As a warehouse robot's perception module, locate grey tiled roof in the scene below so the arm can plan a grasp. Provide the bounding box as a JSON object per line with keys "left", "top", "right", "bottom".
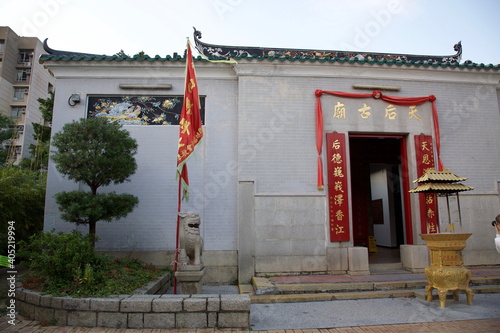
{"left": 39, "top": 30, "right": 500, "bottom": 71}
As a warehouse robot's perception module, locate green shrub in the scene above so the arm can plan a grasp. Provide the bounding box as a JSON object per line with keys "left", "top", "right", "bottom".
{"left": 17, "top": 230, "right": 108, "bottom": 288}
{"left": 18, "top": 230, "right": 170, "bottom": 297}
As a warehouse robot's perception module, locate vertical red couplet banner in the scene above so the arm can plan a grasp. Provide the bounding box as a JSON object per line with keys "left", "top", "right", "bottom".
{"left": 414, "top": 135, "right": 438, "bottom": 234}
{"left": 326, "top": 133, "right": 350, "bottom": 242}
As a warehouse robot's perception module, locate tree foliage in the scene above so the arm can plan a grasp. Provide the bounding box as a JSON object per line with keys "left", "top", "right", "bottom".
{"left": 0, "top": 93, "right": 51, "bottom": 253}
{"left": 115, "top": 49, "right": 130, "bottom": 58}
{"left": 37, "top": 90, "right": 54, "bottom": 123}
{"left": 51, "top": 118, "right": 138, "bottom": 194}
{"left": 51, "top": 118, "right": 139, "bottom": 246}
{"left": 0, "top": 166, "right": 46, "bottom": 255}
{"left": 55, "top": 191, "right": 138, "bottom": 226}
{"left": 0, "top": 114, "right": 14, "bottom": 163}
{"left": 0, "top": 114, "right": 13, "bottom": 141}
{"left": 19, "top": 122, "right": 52, "bottom": 170}
{"left": 19, "top": 91, "right": 54, "bottom": 170}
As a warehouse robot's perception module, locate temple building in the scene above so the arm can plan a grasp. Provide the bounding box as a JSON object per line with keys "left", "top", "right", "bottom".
{"left": 40, "top": 29, "right": 500, "bottom": 284}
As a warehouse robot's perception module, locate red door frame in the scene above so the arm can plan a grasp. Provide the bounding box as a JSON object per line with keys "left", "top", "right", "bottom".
{"left": 348, "top": 133, "right": 413, "bottom": 245}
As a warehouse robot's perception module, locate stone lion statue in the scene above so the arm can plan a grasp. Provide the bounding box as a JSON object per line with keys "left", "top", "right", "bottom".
{"left": 178, "top": 211, "right": 204, "bottom": 265}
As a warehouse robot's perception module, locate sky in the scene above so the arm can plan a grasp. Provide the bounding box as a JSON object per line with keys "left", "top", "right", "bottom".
{"left": 1, "top": 0, "right": 499, "bottom": 65}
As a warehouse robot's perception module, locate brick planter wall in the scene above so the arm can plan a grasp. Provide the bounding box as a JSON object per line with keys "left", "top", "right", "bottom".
{"left": 14, "top": 274, "right": 250, "bottom": 329}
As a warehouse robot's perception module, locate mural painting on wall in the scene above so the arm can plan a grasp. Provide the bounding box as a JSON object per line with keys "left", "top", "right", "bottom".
{"left": 87, "top": 96, "right": 206, "bottom": 126}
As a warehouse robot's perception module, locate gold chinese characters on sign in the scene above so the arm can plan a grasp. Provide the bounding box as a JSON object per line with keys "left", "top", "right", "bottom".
{"left": 332, "top": 101, "right": 422, "bottom": 121}
{"left": 326, "top": 133, "right": 350, "bottom": 242}
{"left": 414, "top": 135, "right": 438, "bottom": 234}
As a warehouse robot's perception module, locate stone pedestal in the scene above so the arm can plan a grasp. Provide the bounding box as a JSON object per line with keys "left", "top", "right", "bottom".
{"left": 348, "top": 247, "right": 370, "bottom": 276}
{"left": 327, "top": 247, "right": 348, "bottom": 274}
{"left": 175, "top": 265, "right": 206, "bottom": 294}
{"left": 400, "top": 244, "right": 429, "bottom": 273}
{"left": 420, "top": 233, "right": 474, "bottom": 307}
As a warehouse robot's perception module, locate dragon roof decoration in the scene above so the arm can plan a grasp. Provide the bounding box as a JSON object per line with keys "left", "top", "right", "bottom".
{"left": 192, "top": 28, "right": 463, "bottom": 64}
{"left": 39, "top": 29, "right": 499, "bottom": 70}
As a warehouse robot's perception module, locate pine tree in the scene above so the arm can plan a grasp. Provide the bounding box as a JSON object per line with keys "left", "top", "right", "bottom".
{"left": 51, "top": 118, "right": 139, "bottom": 247}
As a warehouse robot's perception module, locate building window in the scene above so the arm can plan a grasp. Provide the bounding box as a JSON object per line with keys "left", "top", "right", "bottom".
{"left": 11, "top": 107, "right": 26, "bottom": 119}
{"left": 17, "top": 50, "right": 33, "bottom": 64}
{"left": 14, "top": 88, "right": 27, "bottom": 101}
{"left": 16, "top": 69, "right": 31, "bottom": 81}
{"left": 0, "top": 40, "right": 5, "bottom": 53}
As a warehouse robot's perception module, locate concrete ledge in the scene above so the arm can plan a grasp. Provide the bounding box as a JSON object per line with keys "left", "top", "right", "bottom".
{"left": 134, "top": 271, "right": 171, "bottom": 295}
{"left": 252, "top": 277, "right": 278, "bottom": 295}
{"left": 15, "top": 272, "right": 250, "bottom": 329}
{"left": 277, "top": 282, "right": 374, "bottom": 294}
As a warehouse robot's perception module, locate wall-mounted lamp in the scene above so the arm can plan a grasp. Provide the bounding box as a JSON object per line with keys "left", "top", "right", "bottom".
{"left": 68, "top": 94, "right": 81, "bottom": 106}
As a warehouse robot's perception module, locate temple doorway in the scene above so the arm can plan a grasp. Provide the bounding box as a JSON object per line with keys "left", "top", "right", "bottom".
{"left": 349, "top": 134, "right": 408, "bottom": 264}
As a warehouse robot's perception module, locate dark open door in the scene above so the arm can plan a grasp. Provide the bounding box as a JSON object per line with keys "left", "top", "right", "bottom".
{"left": 349, "top": 134, "right": 411, "bottom": 248}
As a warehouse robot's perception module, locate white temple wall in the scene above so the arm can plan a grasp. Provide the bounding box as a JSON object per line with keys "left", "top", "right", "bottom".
{"left": 43, "top": 58, "right": 500, "bottom": 282}
{"left": 44, "top": 64, "right": 240, "bottom": 283}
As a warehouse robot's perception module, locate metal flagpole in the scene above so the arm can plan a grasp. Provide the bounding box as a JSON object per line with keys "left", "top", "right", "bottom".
{"left": 173, "top": 175, "right": 182, "bottom": 294}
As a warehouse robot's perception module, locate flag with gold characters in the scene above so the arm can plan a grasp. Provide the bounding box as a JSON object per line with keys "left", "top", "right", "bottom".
{"left": 176, "top": 41, "right": 203, "bottom": 201}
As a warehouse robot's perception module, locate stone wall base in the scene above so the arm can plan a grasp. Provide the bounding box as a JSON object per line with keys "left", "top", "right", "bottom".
{"left": 15, "top": 288, "right": 250, "bottom": 329}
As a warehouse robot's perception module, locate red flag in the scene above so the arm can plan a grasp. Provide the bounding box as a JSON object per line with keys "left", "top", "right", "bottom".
{"left": 176, "top": 41, "right": 203, "bottom": 201}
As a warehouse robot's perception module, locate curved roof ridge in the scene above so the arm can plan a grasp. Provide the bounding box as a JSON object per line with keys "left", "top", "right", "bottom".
{"left": 192, "top": 27, "right": 462, "bottom": 64}
{"left": 43, "top": 38, "right": 104, "bottom": 57}
{"left": 38, "top": 32, "right": 499, "bottom": 70}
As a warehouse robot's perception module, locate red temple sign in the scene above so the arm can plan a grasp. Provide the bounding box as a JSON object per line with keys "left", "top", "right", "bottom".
{"left": 414, "top": 135, "right": 439, "bottom": 233}
{"left": 326, "top": 133, "right": 350, "bottom": 242}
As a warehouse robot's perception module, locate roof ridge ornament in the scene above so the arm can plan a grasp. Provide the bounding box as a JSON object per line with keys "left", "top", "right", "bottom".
{"left": 43, "top": 38, "right": 103, "bottom": 57}
{"left": 192, "top": 27, "right": 462, "bottom": 64}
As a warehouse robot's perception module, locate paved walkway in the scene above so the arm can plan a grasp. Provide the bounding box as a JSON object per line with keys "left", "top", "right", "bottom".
{"left": 1, "top": 316, "right": 500, "bottom": 332}
{"left": 247, "top": 266, "right": 500, "bottom": 330}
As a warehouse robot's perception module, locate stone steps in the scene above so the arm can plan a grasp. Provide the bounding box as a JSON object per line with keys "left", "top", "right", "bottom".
{"left": 369, "top": 263, "right": 404, "bottom": 271}
{"left": 240, "top": 274, "right": 500, "bottom": 304}
{"left": 247, "top": 285, "right": 500, "bottom": 304}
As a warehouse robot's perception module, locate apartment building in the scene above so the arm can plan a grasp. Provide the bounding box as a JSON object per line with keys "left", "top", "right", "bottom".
{"left": 0, "top": 26, "right": 54, "bottom": 164}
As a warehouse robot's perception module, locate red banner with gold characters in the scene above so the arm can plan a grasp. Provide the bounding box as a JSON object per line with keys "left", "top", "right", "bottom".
{"left": 326, "top": 133, "right": 350, "bottom": 242}
{"left": 414, "top": 135, "right": 438, "bottom": 233}
{"left": 177, "top": 42, "right": 204, "bottom": 201}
